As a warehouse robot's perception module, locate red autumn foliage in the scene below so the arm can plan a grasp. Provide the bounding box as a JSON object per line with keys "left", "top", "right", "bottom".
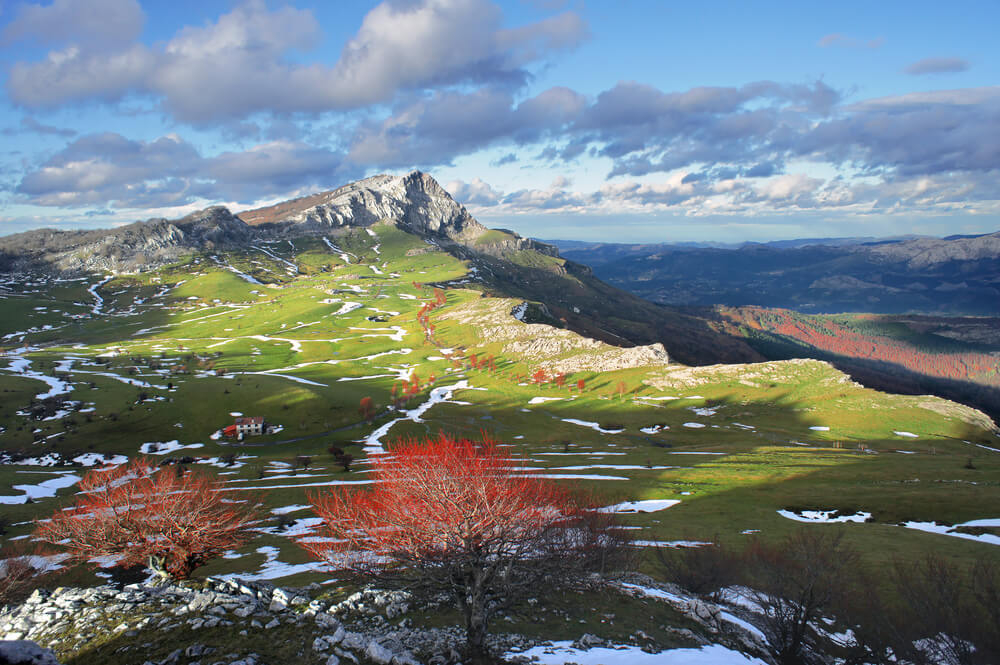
{"left": 303, "top": 433, "right": 624, "bottom": 662}
{"left": 35, "top": 459, "right": 259, "bottom": 581}
{"left": 532, "top": 367, "right": 548, "bottom": 385}
{"left": 577, "top": 377, "right": 586, "bottom": 392}
{"left": 358, "top": 396, "right": 375, "bottom": 421}
{"left": 554, "top": 372, "right": 566, "bottom": 388}
{"left": 722, "top": 307, "right": 1000, "bottom": 388}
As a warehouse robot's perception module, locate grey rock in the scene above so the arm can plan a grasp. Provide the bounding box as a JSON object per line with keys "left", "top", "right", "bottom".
{"left": 0, "top": 640, "right": 61, "bottom": 665}
{"left": 365, "top": 641, "right": 395, "bottom": 665}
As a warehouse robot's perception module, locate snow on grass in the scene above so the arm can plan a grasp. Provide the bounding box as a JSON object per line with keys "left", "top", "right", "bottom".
{"left": 732, "top": 423, "right": 755, "bottom": 430}
{"left": 271, "top": 504, "right": 311, "bottom": 515}
{"left": 536, "top": 451, "right": 626, "bottom": 456}
{"left": 222, "top": 479, "right": 373, "bottom": 491}
{"left": 718, "top": 610, "right": 766, "bottom": 641}
{"left": 336, "top": 373, "right": 396, "bottom": 382}
{"left": 216, "top": 260, "right": 262, "bottom": 285}
{"left": 358, "top": 380, "right": 474, "bottom": 453}
{"left": 332, "top": 301, "right": 363, "bottom": 316}
{"left": 504, "top": 642, "right": 767, "bottom": 665}
{"left": 218, "top": 546, "right": 326, "bottom": 581}
{"left": 640, "top": 425, "right": 667, "bottom": 434}
{"left": 139, "top": 440, "right": 205, "bottom": 455}
{"left": 598, "top": 499, "right": 681, "bottom": 514}
{"left": 618, "top": 581, "right": 686, "bottom": 603}
{"left": 902, "top": 520, "right": 1000, "bottom": 546}
{"left": 521, "top": 473, "right": 629, "bottom": 481}
{"left": 0, "top": 472, "right": 81, "bottom": 504}
{"left": 777, "top": 510, "right": 871, "bottom": 524}
{"left": 964, "top": 440, "right": 1000, "bottom": 453}
{"left": 809, "top": 426, "right": 830, "bottom": 431}
{"left": 254, "top": 245, "right": 298, "bottom": 272}
{"left": 529, "top": 396, "right": 563, "bottom": 404}
{"left": 894, "top": 431, "right": 919, "bottom": 438}
{"left": 6, "top": 453, "right": 126, "bottom": 467}
{"left": 87, "top": 276, "right": 113, "bottom": 315}
{"left": 682, "top": 422, "right": 706, "bottom": 428}
{"left": 256, "top": 517, "right": 325, "bottom": 537}
{"left": 560, "top": 419, "right": 625, "bottom": 434}
{"left": 72, "top": 453, "right": 128, "bottom": 466}
{"left": 2, "top": 353, "right": 73, "bottom": 399}
{"left": 690, "top": 407, "right": 718, "bottom": 416}
{"left": 957, "top": 518, "right": 1000, "bottom": 527}
{"left": 553, "top": 465, "right": 676, "bottom": 471}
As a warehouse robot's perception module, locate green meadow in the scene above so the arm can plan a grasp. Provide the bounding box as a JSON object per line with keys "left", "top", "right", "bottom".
{"left": 1, "top": 223, "right": 998, "bottom": 592}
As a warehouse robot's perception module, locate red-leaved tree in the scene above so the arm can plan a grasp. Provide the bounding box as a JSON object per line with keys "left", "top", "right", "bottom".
{"left": 303, "top": 434, "right": 625, "bottom": 663}
{"left": 35, "top": 459, "right": 260, "bottom": 582}
{"left": 358, "top": 396, "right": 375, "bottom": 421}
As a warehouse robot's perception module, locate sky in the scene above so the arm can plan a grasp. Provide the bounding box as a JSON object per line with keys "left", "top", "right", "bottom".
{"left": 0, "top": 0, "right": 998, "bottom": 243}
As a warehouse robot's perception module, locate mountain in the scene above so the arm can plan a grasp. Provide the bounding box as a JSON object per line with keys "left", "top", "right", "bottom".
{"left": 0, "top": 206, "right": 255, "bottom": 274}
{"left": 0, "top": 171, "right": 761, "bottom": 366}
{"left": 554, "top": 232, "right": 1000, "bottom": 315}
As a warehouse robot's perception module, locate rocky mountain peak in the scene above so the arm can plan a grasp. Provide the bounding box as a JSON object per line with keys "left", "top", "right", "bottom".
{"left": 238, "top": 170, "right": 485, "bottom": 240}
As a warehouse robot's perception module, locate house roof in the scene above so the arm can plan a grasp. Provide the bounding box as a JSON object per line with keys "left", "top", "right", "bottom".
{"left": 234, "top": 416, "right": 264, "bottom": 426}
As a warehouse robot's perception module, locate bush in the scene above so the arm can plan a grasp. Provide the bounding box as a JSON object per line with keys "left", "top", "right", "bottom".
{"left": 35, "top": 458, "right": 260, "bottom": 582}
{"left": 656, "top": 540, "right": 738, "bottom": 600}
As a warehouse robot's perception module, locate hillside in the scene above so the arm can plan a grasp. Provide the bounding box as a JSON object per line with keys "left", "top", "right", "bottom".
{"left": 1, "top": 173, "right": 998, "bottom": 664}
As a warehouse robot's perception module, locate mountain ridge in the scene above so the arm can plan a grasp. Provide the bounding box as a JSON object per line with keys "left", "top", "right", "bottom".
{"left": 555, "top": 231, "right": 1000, "bottom": 315}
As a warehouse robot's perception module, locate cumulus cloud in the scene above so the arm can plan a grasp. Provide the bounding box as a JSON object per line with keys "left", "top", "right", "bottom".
{"left": 448, "top": 166, "right": 1000, "bottom": 221}
{"left": 2, "top": 0, "right": 144, "bottom": 50}
{"left": 5, "top": 0, "right": 588, "bottom": 124}
{"left": 446, "top": 177, "right": 503, "bottom": 206}
{"left": 345, "top": 86, "right": 585, "bottom": 168}
{"left": 15, "top": 132, "right": 344, "bottom": 208}
{"left": 904, "top": 56, "right": 970, "bottom": 75}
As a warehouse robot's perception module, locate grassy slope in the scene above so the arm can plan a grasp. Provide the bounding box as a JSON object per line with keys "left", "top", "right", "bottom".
{"left": 1, "top": 223, "right": 998, "bottom": 616}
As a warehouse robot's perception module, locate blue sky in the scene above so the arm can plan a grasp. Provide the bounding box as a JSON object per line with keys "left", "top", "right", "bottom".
{"left": 1, "top": 0, "right": 998, "bottom": 242}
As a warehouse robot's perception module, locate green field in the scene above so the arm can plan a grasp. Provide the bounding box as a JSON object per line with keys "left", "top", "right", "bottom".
{"left": 2, "top": 223, "right": 998, "bottom": 594}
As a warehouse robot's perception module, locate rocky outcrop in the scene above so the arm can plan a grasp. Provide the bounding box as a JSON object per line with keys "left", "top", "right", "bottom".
{"left": 0, "top": 578, "right": 536, "bottom": 665}
{"left": 437, "top": 298, "right": 670, "bottom": 373}
{"left": 0, "top": 640, "right": 61, "bottom": 664}
{"left": 0, "top": 207, "right": 256, "bottom": 274}
{"left": 240, "top": 172, "right": 482, "bottom": 240}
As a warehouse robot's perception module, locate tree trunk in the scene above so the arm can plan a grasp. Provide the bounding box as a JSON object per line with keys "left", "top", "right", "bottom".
{"left": 462, "top": 575, "right": 493, "bottom": 665}
{"left": 147, "top": 555, "right": 172, "bottom": 586}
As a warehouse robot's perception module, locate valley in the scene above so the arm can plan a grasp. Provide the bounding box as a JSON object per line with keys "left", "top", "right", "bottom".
{"left": 1, "top": 175, "right": 998, "bottom": 664}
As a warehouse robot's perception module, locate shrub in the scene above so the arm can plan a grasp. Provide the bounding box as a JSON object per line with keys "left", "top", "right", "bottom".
{"left": 35, "top": 458, "right": 260, "bottom": 582}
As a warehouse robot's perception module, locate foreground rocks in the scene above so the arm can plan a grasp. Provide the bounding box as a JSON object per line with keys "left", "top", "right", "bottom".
{"left": 0, "top": 639, "right": 61, "bottom": 664}
{"left": 0, "top": 578, "right": 539, "bottom": 665}
{"left": 0, "top": 574, "right": 772, "bottom": 665}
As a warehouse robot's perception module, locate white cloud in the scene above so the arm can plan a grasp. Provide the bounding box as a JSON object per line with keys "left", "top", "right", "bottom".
{"left": 5, "top": 0, "right": 588, "bottom": 124}
{"left": 2, "top": 0, "right": 144, "bottom": 49}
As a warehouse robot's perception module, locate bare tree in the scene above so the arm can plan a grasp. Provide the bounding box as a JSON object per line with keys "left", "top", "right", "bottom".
{"left": 739, "top": 530, "right": 858, "bottom": 665}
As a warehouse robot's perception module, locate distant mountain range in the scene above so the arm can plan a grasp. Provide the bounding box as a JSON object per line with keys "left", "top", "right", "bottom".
{"left": 552, "top": 232, "right": 1000, "bottom": 315}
